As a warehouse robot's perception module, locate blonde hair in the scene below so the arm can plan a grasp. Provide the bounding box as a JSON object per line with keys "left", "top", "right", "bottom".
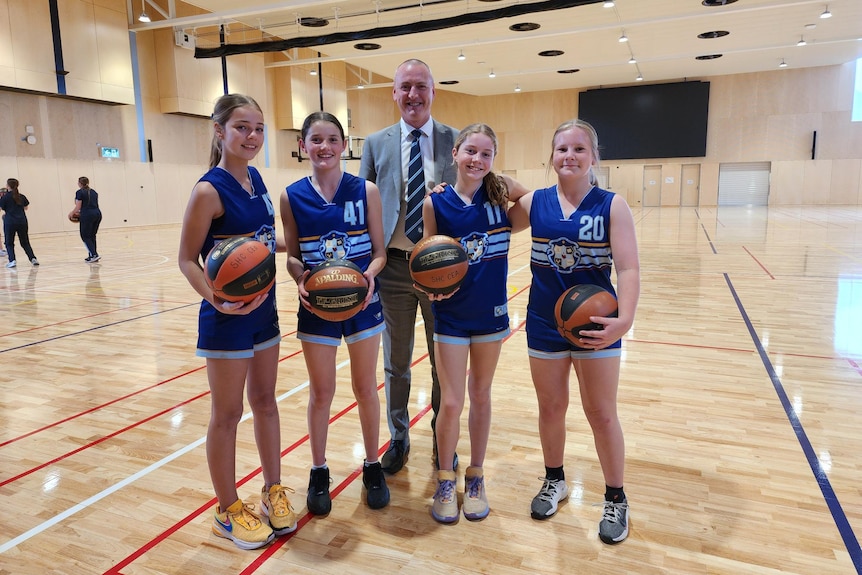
{"left": 453, "top": 123, "right": 508, "bottom": 206}
{"left": 547, "top": 119, "right": 601, "bottom": 186}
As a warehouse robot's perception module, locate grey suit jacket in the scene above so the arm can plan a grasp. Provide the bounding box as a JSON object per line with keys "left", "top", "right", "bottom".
{"left": 359, "top": 120, "right": 459, "bottom": 246}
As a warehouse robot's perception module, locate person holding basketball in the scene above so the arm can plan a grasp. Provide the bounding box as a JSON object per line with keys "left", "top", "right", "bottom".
{"left": 72, "top": 177, "right": 102, "bottom": 262}
{"left": 508, "top": 119, "right": 640, "bottom": 544}
{"left": 418, "top": 123, "right": 527, "bottom": 523}
{"left": 178, "top": 93, "right": 297, "bottom": 550}
{"left": 281, "top": 111, "right": 389, "bottom": 516}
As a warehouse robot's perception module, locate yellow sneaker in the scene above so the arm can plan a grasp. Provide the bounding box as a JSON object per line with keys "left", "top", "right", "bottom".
{"left": 261, "top": 484, "right": 298, "bottom": 536}
{"left": 212, "top": 499, "right": 274, "bottom": 550}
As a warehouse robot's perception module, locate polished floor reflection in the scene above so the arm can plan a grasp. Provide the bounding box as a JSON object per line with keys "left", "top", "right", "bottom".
{"left": 1, "top": 206, "right": 861, "bottom": 574}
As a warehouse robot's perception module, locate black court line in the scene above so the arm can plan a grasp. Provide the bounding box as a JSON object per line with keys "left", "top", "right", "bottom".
{"left": 724, "top": 272, "right": 862, "bottom": 574}
{"left": 0, "top": 303, "right": 197, "bottom": 354}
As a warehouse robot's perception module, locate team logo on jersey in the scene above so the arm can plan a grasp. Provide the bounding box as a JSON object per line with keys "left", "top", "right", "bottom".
{"left": 462, "top": 232, "right": 488, "bottom": 265}
{"left": 546, "top": 237, "right": 581, "bottom": 273}
{"left": 318, "top": 231, "right": 350, "bottom": 260}
{"left": 255, "top": 225, "right": 277, "bottom": 253}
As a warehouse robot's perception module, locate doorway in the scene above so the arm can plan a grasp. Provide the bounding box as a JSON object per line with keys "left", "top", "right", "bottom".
{"left": 680, "top": 164, "right": 701, "bottom": 206}
{"left": 643, "top": 165, "right": 662, "bottom": 206}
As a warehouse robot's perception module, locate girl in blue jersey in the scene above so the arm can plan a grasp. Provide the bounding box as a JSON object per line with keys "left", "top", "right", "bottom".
{"left": 508, "top": 119, "right": 640, "bottom": 544}
{"left": 421, "top": 123, "right": 527, "bottom": 523}
{"left": 280, "top": 112, "right": 390, "bottom": 516}
{"left": 178, "top": 94, "right": 297, "bottom": 550}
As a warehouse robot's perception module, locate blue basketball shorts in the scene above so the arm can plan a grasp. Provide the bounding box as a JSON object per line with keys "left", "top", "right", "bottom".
{"left": 297, "top": 291, "right": 385, "bottom": 346}
{"left": 196, "top": 300, "right": 281, "bottom": 359}
{"left": 526, "top": 309, "right": 621, "bottom": 360}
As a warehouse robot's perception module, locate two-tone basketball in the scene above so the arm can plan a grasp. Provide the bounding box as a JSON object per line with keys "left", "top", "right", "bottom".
{"left": 554, "top": 284, "right": 618, "bottom": 345}
{"left": 204, "top": 236, "right": 276, "bottom": 304}
{"left": 305, "top": 259, "right": 368, "bottom": 322}
{"left": 408, "top": 235, "right": 469, "bottom": 296}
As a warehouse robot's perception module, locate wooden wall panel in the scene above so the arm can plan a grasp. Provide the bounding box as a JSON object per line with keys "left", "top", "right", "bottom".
{"left": 5, "top": 0, "right": 55, "bottom": 93}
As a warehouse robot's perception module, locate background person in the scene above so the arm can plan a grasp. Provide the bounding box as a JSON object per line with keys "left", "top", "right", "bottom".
{"left": 0, "top": 178, "right": 39, "bottom": 268}
{"left": 71, "top": 177, "right": 103, "bottom": 262}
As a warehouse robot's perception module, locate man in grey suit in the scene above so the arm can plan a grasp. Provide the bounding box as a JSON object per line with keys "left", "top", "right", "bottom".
{"left": 359, "top": 59, "right": 459, "bottom": 474}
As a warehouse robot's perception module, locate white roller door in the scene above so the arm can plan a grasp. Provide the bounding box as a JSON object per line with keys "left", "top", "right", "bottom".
{"left": 718, "top": 162, "right": 771, "bottom": 206}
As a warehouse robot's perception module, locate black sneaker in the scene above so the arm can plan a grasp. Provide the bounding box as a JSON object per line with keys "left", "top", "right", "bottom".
{"left": 306, "top": 467, "right": 331, "bottom": 515}
{"left": 362, "top": 461, "right": 390, "bottom": 509}
{"left": 381, "top": 439, "right": 409, "bottom": 474}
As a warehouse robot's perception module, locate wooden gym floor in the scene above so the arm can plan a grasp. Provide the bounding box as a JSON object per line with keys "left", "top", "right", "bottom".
{"left": 1, "top": 206, "right": 861, "bottom": 575}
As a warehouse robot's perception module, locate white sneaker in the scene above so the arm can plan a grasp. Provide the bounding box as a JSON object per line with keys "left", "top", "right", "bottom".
{"left": 6, "top": 260, "right": 16, "bottom": 268}
{"left": 530, "top": 477, "right": 569, "bottom": 519}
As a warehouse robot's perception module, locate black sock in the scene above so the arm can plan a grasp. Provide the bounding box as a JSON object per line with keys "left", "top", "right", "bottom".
{"left": 605, "top": 485, "right": 626, "bottom": 503}
{"left": 545, "top": 466, "right": 565, "bottom": 481}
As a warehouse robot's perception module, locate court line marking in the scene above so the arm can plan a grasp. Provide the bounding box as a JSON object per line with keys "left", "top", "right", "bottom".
{"left": 725, "top": 272, "right": 862, "bottom": 573}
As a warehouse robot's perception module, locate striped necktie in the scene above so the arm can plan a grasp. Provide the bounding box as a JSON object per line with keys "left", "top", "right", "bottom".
{"left": 404, "top": 129, "right": 425, "bottom": 243}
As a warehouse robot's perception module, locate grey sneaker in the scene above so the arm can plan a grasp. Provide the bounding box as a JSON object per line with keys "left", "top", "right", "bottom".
{"left": 598, "top": 499, "right": 629, "bottom": 544}
{"left": 530, "top": 477, "right": 569, "bottom": 519}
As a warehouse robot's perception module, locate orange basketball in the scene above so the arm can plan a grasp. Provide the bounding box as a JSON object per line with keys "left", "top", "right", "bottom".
{"left": 409, "top": 235, "right": 469, "bottom": 295}
{"left": 204, "top": 236, "right": 276, "bottom": 304}
{"left": 554, "top": 284, "right": 618, "bottom": 345}
{"left": 305, "top": 259, "right": 368, "bottom": 322}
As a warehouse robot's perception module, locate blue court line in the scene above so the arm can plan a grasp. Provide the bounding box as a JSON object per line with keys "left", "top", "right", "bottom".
{"left": 724, "top": 273, "right": 862, "bottom": 573}
{"left": 701, "top": 223, "right": 717, "bottom": 254}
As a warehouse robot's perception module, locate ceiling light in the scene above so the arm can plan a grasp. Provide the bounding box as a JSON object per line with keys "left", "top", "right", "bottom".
{"left": 357, "top": 84, "right": 365, "bottom": 89}
{"left": 797, "top": 37, "right": 807, "bottom": 46}
{"left": 618, "top": 31, "right": 628, "bottom": 43}
{"left": 636, "top": 74, "right": 643, "bottom": 81}
{"left": 603, "top": 1, "right": 615, "bottom": 7}
{"left": 309, "top": 68, "right": 317, "bottom": 76}
{"left": 138, "top": 0, "right": 150, "bottom": 23}
{"left": 458, "top": 50, "right": 466, "bottom": 61}
{"left": 488, "top": 69, "right": 496, "bottom": 78}
{"left": 514, "top": 84, "right": 521, "bottom": 92}
{"left": 820, "top": 5, "right": 831, "bottom": 18}
{"left": 779, "top": 59, "right": 788, "bottom": 68}
{"left": 628, "top": 56, "right": 637, "bottom": 64}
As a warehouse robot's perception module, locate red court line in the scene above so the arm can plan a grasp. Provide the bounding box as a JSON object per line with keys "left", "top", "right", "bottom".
{"left": 742, "top": 245, "right": 775, "bottom": 279}
{"left": 107, "top": 288, "right": 531, "bottom": 574}
{"left": 0, "top": 331, "right": 300, "bottom": 449}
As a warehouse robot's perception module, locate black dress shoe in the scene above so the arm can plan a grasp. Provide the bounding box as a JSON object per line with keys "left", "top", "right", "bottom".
{"left": 381, "top": 439, "right": 409, "bottom": 474}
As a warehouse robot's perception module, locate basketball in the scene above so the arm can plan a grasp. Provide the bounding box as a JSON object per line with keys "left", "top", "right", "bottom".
{"left": 204, "top": 236, "right": 276, "bottom": 304}
{"left": 68, "top": 211, "right": 80, "bottom": 222}
{"left": 304, "top": 259, "right": 368, "bottom": 322}
{"left": 554, "top": 284, "right": 618, "bottom": 345}
{"left": 409, "top": 235, "right": 469, "bottom": 295}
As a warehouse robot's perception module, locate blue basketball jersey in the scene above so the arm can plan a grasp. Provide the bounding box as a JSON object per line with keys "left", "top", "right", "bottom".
{"left": 429, "top": 183, "right": 511, "bottom": 332}
{"left": 286, "top": 173, "right": 374, "bottom": 275}
{"left": 527, "top": 185, "right": 618, "bottom": 350}
{"left": 195, "top": 166, "right": 280, "bottom": 355}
